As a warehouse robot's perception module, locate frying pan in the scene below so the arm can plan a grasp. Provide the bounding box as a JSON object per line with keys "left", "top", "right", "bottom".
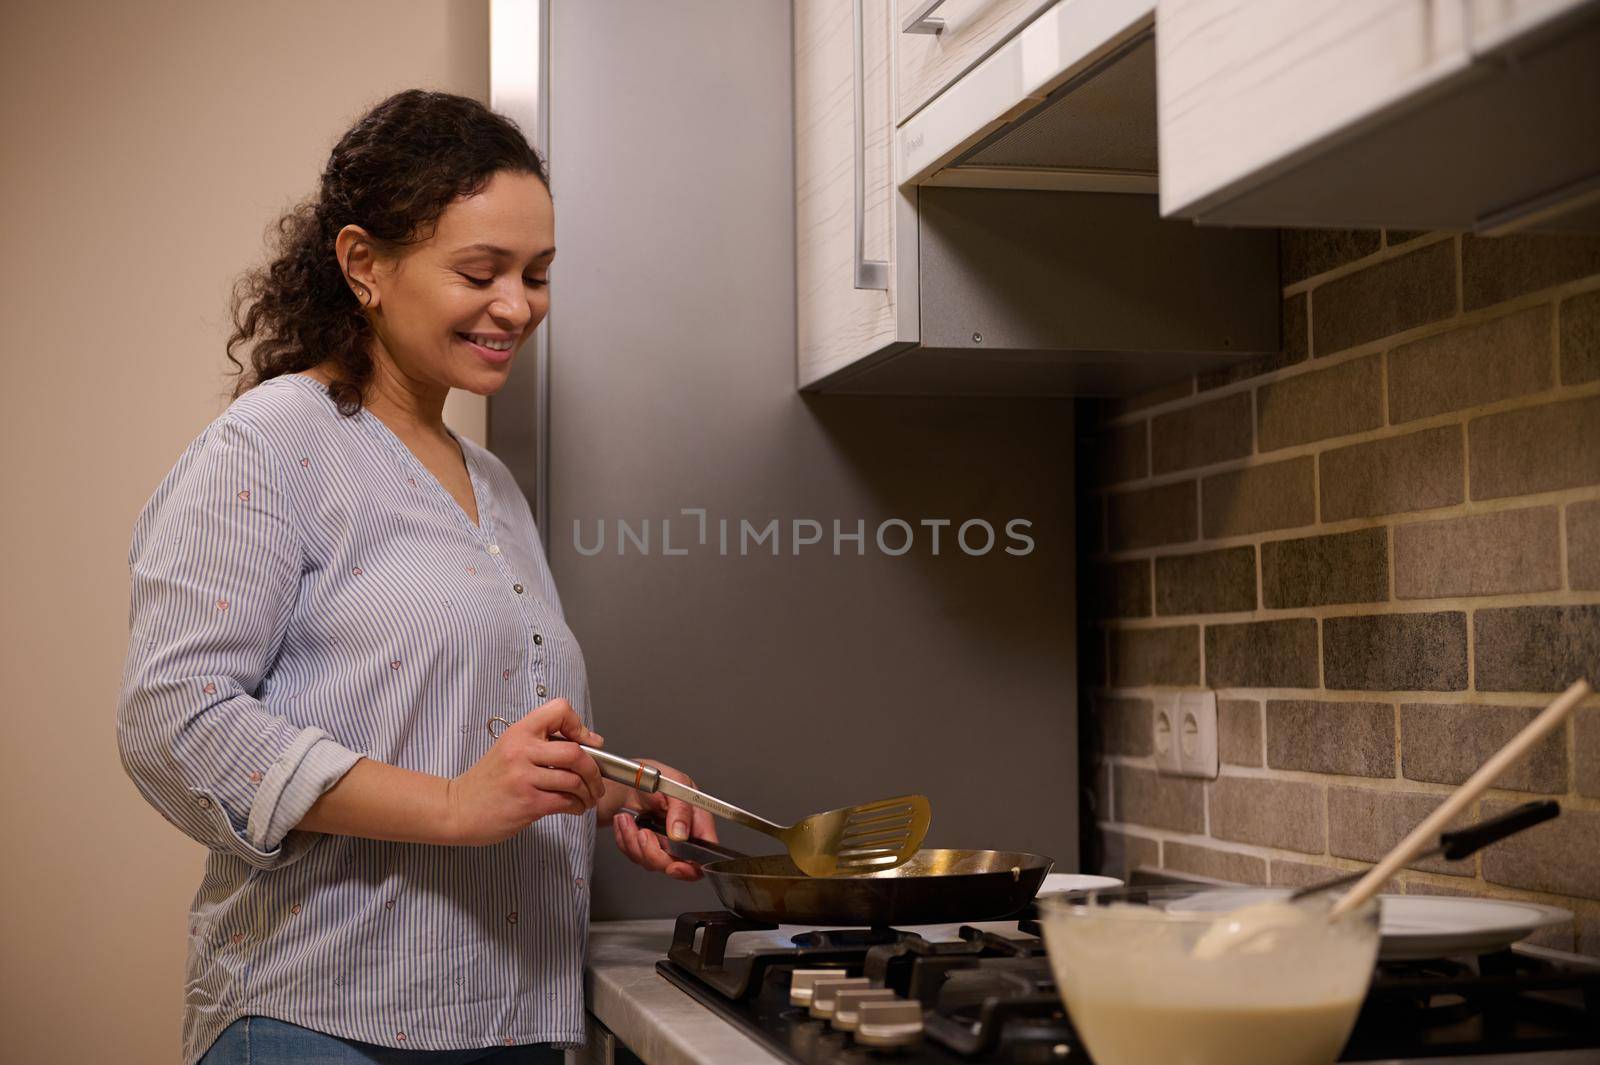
{"left": 631, "top": 813, "right": 1053, "bottom": 926}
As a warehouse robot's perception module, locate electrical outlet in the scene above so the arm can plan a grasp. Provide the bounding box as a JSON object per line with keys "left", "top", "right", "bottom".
{"left": 1152, "top": 693, "right": 1182, "bottom": 774}
{"left": 1177, "top": 690, "right": 1218, "bottom": 779}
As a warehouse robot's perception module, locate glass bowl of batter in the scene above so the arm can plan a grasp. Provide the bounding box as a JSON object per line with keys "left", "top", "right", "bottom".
{"left": 1037, "top": 886, "right": 1380, "bottom": 1065}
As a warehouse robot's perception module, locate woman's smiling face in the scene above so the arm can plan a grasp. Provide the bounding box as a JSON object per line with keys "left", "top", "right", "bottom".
{"left": 354, "top": 169, "right": 554, "bottom": 397}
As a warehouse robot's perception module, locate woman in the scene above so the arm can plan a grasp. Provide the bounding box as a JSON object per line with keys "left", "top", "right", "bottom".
{"left": 116, "top": 89, "right": 711, "bottom": 1065}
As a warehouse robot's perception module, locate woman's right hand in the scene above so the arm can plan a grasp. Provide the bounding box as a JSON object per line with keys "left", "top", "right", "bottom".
{"left": 445, "top": 698, "right": 606, "bottom": 846}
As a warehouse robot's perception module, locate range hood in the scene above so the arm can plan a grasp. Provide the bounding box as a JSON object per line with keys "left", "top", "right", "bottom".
{"left": 817, "top": 185, "right": 1279, "bottom": 396}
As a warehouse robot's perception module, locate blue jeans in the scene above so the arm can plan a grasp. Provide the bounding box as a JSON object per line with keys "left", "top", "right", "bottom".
{"left": 200, "top": 1017, "right": 567, "bottom": 1065}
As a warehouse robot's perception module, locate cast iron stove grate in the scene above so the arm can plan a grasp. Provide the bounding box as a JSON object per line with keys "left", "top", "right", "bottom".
{"left": 1342, "top": 948, "right": 1600, "bottom": 1059}
{"left": 656, "top": 909, "right": 1600, "bottom": 1064}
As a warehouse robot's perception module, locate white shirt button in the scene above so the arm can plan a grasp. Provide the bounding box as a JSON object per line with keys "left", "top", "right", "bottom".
{"left": 487, "top": 544, "right": 501, "bottom": 555}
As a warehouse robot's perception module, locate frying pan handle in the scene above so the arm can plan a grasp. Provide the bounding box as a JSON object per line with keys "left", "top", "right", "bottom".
{"left": 1291, "top": 799, "right": 1562, "bottom": 901}
{"left": 1438, "top": 799, "right": 1559, "bottom": 860}
{"left": 625, "top": 810, "right": 750, "bottom": 864}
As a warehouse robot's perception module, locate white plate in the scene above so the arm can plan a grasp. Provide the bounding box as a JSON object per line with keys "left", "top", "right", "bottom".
{"left": 1037, "top": 873, "right": 1124, "bottom": 895}
{"left": 1375, "top": 895, "right": 1572, "bottom": 960}
{"left": 1167, "top": 890, "right": 1572, "bottom": 961}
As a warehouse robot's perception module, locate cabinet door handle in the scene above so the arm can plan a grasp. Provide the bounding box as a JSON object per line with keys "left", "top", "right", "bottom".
{"left": 853, "top": 0, "right": 889, "bottom": 290}
{"left": 901, "top": 0, "right": 948, "bottom": 34}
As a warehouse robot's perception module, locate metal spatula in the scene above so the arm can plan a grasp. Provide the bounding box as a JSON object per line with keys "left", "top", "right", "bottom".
{"left": 581, "top": 745, "right": 932, "bottom": 877}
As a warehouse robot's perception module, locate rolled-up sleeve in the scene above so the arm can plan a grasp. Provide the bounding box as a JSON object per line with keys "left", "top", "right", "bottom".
{"left": 116, "top": 415, "right": 362, "bottom": 869}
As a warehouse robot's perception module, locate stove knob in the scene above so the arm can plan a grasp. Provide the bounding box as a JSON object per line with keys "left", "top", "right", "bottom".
{"left": 855, "top": 1000, "right": 924, "bottom": 1048}
{"left": 788, "top": 969, "right": 849, "bottom": 1009}
{"left": 810, "top": 977, "right": 872, "bottom": 1019}
{"left": 832, "top": 988, "right": 899, "bottom": 1031}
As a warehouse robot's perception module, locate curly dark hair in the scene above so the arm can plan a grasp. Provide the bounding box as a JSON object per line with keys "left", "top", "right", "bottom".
{"left": 226, "top": 89, "right": 548, "bottom": 416}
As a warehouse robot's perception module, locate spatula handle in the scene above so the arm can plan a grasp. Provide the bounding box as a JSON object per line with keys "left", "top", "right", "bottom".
{"left": 583, "top": 745, "right": 663, "bottom": 791}
{"left": 579, "top": 745, "right": 786, "bottom": 835}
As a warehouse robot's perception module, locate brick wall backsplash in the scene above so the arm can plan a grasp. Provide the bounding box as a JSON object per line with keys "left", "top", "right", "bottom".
{"left": 1079, "top": 228, "right": 1600, "bottom": 955}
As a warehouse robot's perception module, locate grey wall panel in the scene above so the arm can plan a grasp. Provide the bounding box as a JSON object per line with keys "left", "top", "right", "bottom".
{"left": 515, "top": 0, "right": 1077, "bottom": 920}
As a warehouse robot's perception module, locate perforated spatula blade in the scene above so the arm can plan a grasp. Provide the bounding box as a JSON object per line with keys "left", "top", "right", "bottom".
{"left": 579, "top": 742, "right": 930, "bottom": 876}
{"left": 786, "top": 793, "right": 933, "bottom": 876}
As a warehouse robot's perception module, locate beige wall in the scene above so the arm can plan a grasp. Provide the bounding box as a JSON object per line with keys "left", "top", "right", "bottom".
{"left": 0, "top": 2, "right": 488, "bottom": 1060}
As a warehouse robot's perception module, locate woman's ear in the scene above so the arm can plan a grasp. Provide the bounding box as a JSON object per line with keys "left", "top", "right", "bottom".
{"left": 335, "top": 224, "right": 383, "bottom": 311}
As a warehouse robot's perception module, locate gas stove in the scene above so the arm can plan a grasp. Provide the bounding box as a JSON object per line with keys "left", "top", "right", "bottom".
{"left": 656, "top": 909, "right": 1600, "bottom": 1064}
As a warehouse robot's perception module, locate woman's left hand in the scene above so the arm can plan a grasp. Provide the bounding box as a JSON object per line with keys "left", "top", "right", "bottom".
{"left": 602, "top": 761, "right": 719, "bottom": 881}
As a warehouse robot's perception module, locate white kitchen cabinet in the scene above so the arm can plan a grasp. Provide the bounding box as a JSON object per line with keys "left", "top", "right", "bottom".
{"left": 1467, "top": 0, "right": 1594, "bottom": 47}
{"left": 795, "top": 0, "right": 913, "bottom": 389}
{"left": 1158, "top": 0, "right": 1600, "bottom": 231}
{"left": 894, "top": 0, "right": 1156, "bottom": 189}
{"left": 894, "top": 0, "right": 1056, "bottom": 124}
{"left": 1157, "top": 0, "right": 1471, "bottom": 220}
{"left": 793, "top": 0, "right": 1280, "bottom": 395}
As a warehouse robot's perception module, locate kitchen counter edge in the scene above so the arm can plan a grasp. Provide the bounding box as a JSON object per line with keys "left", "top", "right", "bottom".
{"left": 584, "top": 919, "right": 784, "bottom": 1065}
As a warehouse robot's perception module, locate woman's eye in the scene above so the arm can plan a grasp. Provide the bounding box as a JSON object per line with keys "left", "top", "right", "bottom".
{"left": 460, "top": 273, "right": 546, "bottom": 287}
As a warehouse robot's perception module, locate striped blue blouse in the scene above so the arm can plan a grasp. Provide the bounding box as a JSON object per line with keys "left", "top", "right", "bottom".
{"left": 116, "top": 373, "right": 595, "bottom": 1064}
